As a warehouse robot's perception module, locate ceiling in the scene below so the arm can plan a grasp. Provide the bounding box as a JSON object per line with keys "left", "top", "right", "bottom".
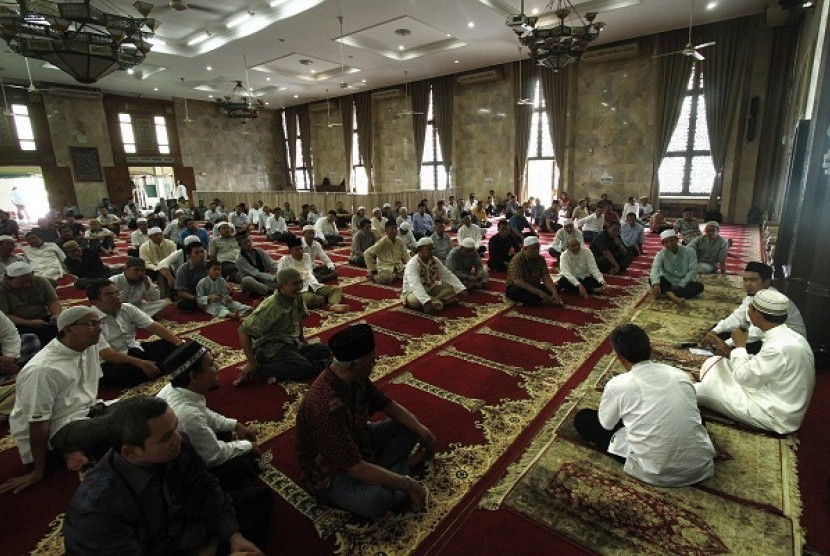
{"left": 0, "top": 0, "right": 784, "bottom": 108}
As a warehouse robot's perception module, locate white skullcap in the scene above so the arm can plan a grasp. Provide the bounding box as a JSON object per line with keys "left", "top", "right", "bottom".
{"left": 0, "top": 235, "right": 14, "bottom": 243}
{"left": 659, "top": 229, "right": 677, "bottom": 241}
{"left": 372, "top": 207, "right": 381, "bottom": 213}
{"left": 4, "top": 261, "right": 32, "bottom": 277}
{"left": 175, "top": 209, "right": 184, "bottom": 215}
{"left": 705, "top": 221, "right": 719, "bottom": 229}
{"left": 752, "top": 289, "right": 790, "bottom": 316}
{"left": 183, "top": 235, "right": 202, "bottom": 246}
{"left": 217, "top": 221, "right": 231, "bottom": 229}
{"left": 148, "top": 227, "right": 162, "bottom": 235}
{"left": 382, "top": 202, "right": 391, "bottom": 208}
{"left": 302, "top": 225, "right": 315, "bottom": 232}
{"left": 399, "top": 222, "right": 411, "bottom": 231}
{"left": 57, "top": 306, "right": 96, "bottom": 331}
{"left": 562, "top": 219, "right": 573, "bottom": 225}
{"left": 461, "top": 238, "right": 477, "bottom": 249}
{"left": 416, "top": 237, "right": 434, "bottom": 248}
{"left": 137, "top": 217, "right": 148, "bottom": 223}
{"left": 357, "top": 206, "right": 365, "bottom": 211}
{"left": 523, "top": 236, "right": 540, "bottom": 247}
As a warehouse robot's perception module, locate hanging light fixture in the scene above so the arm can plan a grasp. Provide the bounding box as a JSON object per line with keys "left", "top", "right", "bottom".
{"left": 0, "top": 0, "right": 159, "bottom": 84}
{"left": 215, "top": 55, "right": 264, "bottom": 124}
{"left": 506, "top": 0, "right": 604, "bottom": 73}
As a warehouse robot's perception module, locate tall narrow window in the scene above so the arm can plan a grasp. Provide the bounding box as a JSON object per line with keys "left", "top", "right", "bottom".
{"left": 119, "top": 113, "right": 136, "bottom": 153}
{"left": 352, "top": 107, "right": 368, "bottom": 194}
{"left": 658, "top": 64, "right": 715, "bottom": 196}
{"left": 420, "top": 88, "right": 448, "bottom": 190}
{"left": 11, "top": 104, "right": 36, "bottom": 151}
{"left": 154, "top": 116, "right": 170, "bottom": 154}
{"left": 294, "top": 117, "right": 309, "bottom": 190}
{"left": 525, "top": 80, "right": 557, "bottom": 207}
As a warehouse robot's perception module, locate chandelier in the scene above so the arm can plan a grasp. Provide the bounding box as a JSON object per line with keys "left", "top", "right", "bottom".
{"left": 215, "top": 80, "right": 264, "bottom": 123}
{"left": 0, "top": 0, "right": 158, "bottom": 84}
{"left": 506, "top": 0, "right": 604, "bottom": 72}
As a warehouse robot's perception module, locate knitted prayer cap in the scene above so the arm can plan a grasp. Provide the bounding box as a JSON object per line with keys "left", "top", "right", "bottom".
{"left": 277, "top": 267, "right": 301, "bottom": 285}
{"left": 148, "top": 227, "right": 162, "bottom": 235}
{"left": 302, "top": 225, "right": 315, "bottom": 232}
{"left": 659, "top": 229, "right": 677, "bottom": 241}
{"left": 705, "top": 221, "right": 719, "bottom": 229}
{"left": 56, "top": 306, "right": 96, "bottom": 331}
{"left": 416, "top": 237, "right": 434, "bottom": 248}
{"left": 285, "top": 234, "right": 302, "bottom": 248}
{"left": 162, "top": 340, "right": 207, "bottom": 378}
{"left": 751, "top": 289, "right": 789, "bottom": 316}
{"left": 183, "top": 235, "right": 202, "bottom": 246}
{"left": 329, "top": 324, "right": 375, "bottom": 362}
{"left": 561, "top": 219, "right": 573, "bottom": 226}
{"left": 0, "top": 235, "right": 15, "bottom": 243}
{"left": 4, "top": 261, "right": 33, "bottom": 277}
{"left": 523, "top": 236, "right": 540, "bottom": 247}
{"left": 137, "top": 217, "right": 147, "bottom": 223}
{"left": 461, "top": 238, "right": 476, "bottom": 249}
{"left": 399, "top": 222, "right": 411, "bottom": 231}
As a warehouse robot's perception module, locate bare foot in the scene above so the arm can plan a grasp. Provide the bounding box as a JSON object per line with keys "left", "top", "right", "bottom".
{"left": 229, "top": 311, "right": 240, "bottom": 320}
{"left": 65, "top": 451, "right": 89, "bottom": 472}
{"left": 666, "top": 292, "right": 686, "bottom": 307}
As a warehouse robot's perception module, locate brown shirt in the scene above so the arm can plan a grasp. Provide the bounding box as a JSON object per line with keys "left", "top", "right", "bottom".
{"left": 506, "top": 250, "right": 547, "bottom": 287}
{"left": 295, "top": 368, "right": 392, "bottom": 491}
{"left": 0, "top": 276, "right": 57, "bottom": 319}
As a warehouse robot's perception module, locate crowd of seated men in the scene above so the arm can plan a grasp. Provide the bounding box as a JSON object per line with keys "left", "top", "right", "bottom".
{"left": 0, "top": 191, "right": 815, "bottom": 554}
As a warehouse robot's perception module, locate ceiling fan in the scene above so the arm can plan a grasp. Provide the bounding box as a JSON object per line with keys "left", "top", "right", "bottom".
{"left": 653, "top": 0, "right": 715, "bottom": 61}
{"left": 161, "top": 1, "right": 224, "bottom": 14}
{"left": 516, "top": 47, "right": 532, "bottom": 106}
{"left": 396, "top": 71, "right": 424, "bottom": 117}
{"left": 335, "top": 16, "right": 366, "bottom": 91}
{"left": 318, "top": 89, "right": 343, "bottom": 128}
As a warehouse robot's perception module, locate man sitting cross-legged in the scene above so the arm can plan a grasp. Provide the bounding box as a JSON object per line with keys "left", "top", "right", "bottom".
{"left": 0, "top": 261, "right": 62, "bottom": 346}
{"left": 301, "top": 225, "right": 338, "bottom": 282}
{"left": 110, "top": 257, "right": 171, "bottom": 317}
{"left": 236, "top": 268, "right": 332, "bottom": 385}
{"left": 695, "top": 289, "right": 815, "bottom": 434}
{"left": 445, "top": 238, "right": 489, "bottom": 291}
{"left": 91, "top": 279, "right": 184, "bottom": 389}
{"left": 649, "top": 229, "right": 704, "bottom": 306}
{"left": 547, "top": 218, "right": 583, "bottom": 259}
{"left": 296, "top": 324, "right": 435, "bottom": 520}
{"left": 1, "top": 307, "right": 111, "bottom": 494}
{"left": 278, "top": 235, "right": 344, "bottom": 310}
{"left": 688, "top": 221, "right": 729, "bottom": 274}
{"left": 403, "top": 237, "right": 467, "bottom": 314}
{"left": 700, "top": 261, "right": 806, "bottom": 356}
{"left": 158, "top": 341, "right": 262, "bottom": 491}
{"left": 575, "top": 324, "right": 715, "bottom": 486}
{"left": 506, "top": 237, "right": 564, "bottom": 307}
{"left": 589, "top": 221, "right": 633, "bottom": 275}
{"left": 235, "top": 233, "right": 280, "bottom": 297}
{"left": 487, "top": 219, "right": 522, "bottom": 272}
{"left": 63, "top": 396, "right": 268, "bottom": 555}
{"left": 558, "top": 237, "right": 608, "bottom": 298}
{"left": 350, "top": 218, "right": 377, "bottom": 268}
{"left": 364, "top": 221, "right": 410, "bottom": 284}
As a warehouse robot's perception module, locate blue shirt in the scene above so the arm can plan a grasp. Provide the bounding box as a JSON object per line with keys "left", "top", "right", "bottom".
{"left": 180, "top": 228, "right": 209, "bottom": 247}
{"left": 650, "top": 245, "right": 698, "bottom": 286}
{"left": 620, "top": 221, "right": 645, "bottom": 248}
{"left": 412, "top": 212, "right": 434, "bottom": 234}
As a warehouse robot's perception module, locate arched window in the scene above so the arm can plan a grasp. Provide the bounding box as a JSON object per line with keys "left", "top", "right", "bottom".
{"left": 420, "top": 87, "right": 449, "bottom": 190}
{"left": 525, "top": 80, "right": 557, "bottom": 206}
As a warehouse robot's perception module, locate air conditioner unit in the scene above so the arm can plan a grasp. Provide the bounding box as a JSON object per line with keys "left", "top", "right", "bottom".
{"left": 581, "top": 43, "right": 640, "bottom": 65}
{"left": 309, "top": 101, "right": 334, "bottom": 112}
{"left": 371, "top": 88, "right": 402, "bottom": 100}
{"left": 457, "top": 69, "right": 502, "bottom": 86}
{"left": 48, "top": 87, "right": 104, "bottom": 99}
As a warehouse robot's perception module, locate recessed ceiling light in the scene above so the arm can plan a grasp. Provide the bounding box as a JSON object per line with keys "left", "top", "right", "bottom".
{"left": 126, "top": 68, "right": 134, "bottom": 75}
{"left": 208, "top": 94, "right": 213, "bottom": 98}
{"left": 227, "top": 11, "right": 253, "bottom": 28}
{"left": 153, "top": 87, "right": 158, "bottom": 91}
{"left": 446, "top": 33, "right": 451, "bottom": 37}
{"left": 453, "top": 60, "right": 460, "bottom": 64}
{"left": 265, "top": 102, "right": 269, "bottom": 105}
{"left": 531, "top": 7, "right": 539, "bottom": 15}
{"left": 294, "top": 94, "right": 299, "bottom": 98}
{"left": 467, "top": 21, "right": 475, "bottom": 28}
{"left": 206, "top": 66, "right": 212, "bottom": 71}
{"left": 706, "top": 1, "right": 716, "bottom": 9}
{"left": 310, "top": 69, "right": 316, "bottom": 73}
{"left": 266, "top": 77, "right": 271, "bottom": 81}
{"left": 398, "top": 45, "right": 405, "bottom": 51}
{"left": 361, "top": 79, "right": 367, "bottom": 83}
{"left": 803, "top": 1, "right": 814, "bottom": 6}
{"left": 187, "top": 32, "right": 210, "bottom": 46}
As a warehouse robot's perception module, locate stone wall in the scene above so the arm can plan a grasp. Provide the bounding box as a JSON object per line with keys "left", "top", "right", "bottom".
{"left": 309, "top": 105, "right": 347, "bottom": 186}
{"left": 372, "top": 95, "right": 418, "bottom": 192}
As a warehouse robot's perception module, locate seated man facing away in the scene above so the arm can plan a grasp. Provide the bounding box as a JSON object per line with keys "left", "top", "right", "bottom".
{"left": 296, "top": 324, "right": 434, "bottom": 520}
{"left": 487, "top": 220, "right": 522, "bottom": 272}
{"left": 158, "top": 341, "right": 262, "bottom": 491}
{"left": 558, "top": 237, "right": 608, "bottom": 298}
{"left": 547, "top": 219, "right": 583, "bottom": 258}
{"left": 688, "top": 221, "right": 729, "bottom": 274}
{"left": 0, "top": 261, "right": 61, "bottom": 347}
{"left": 350, "top": 218, "right": 377, "bottom": 268}
{"left": 110, "top": 257, "right": 171, "bottom": 317}
{"left": 696, "top": 289, "right": 815, "bottom": 434}
{"left": 277, "top": 235, "right": 344, "bottom": 310}
{"left": 91, "top": 279, "right": 184, "bottom": 389}
{"left": 589, "top": 221, "right": 634, "bottom": 275}
{"left": 364, "top": 221, "right": 410, "bottom": 284}
{"left": 236, "top": 268, "right": 332, "bottom": 385}
{"left": 506, "top": 237, "right": 564, "bottom": 307}
{"left": 701, "top": 261, "right": 806, "bottom": 356}
{"left": 445, "top": 238, "right": 489, "bottom": 291}
{"left": 403, "top": 237, "right": 467, "bottom": 313}
{"left": 575, "top": 324, "right": 715, "bottom": 486}
{"left": 650, "top": 230, "right": 704, "bottom": 306}
{"left": 2, "top": 307, "right": 110, "bottom": 494}
{"left": 63, "top": 396, "right": 267, "bottom": 556}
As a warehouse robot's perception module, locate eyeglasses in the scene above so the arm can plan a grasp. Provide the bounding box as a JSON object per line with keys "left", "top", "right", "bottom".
{"left": 72, "top": 319, "right": 102, "bottom": 329}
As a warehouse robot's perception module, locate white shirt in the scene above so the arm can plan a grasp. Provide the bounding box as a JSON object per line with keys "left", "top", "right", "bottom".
{"left": 157, "top": 384, "right": 251, "bottom": 467}
{"left": 110, "top": 273, "right": 163, "bottom": 307}
{"left": 156, "top": 249, "right": 185, "bottom": 273}
{"left": 577, "top": 213, "right": 605, "bottom": 233}
{"left": 711, "top": 287, "right": 806, "bottom": 344}
{"left": 457, "top": 223, "right": 483, "bottom": 248}
{"left": 550, "top": 228, "right": 583, "bottom": 253}
{"left": 10, "top": 338, "right": 103, "bottom": 464}
{"left": 248, "top": 208, "right": 263, "bottom": 230}
{"left": 22, "top": 242, "right": 65, "bottom": 281}
{"left": 600, "top": 361, "right": 715, "bottom": 486}
{"left": 139, "top": 238, "right": 177, "bottom": 269}
{"left": 559, "top": 247, "right": 605, "bottom": 287}
{"left": 622, "top": 202, "right": 640, "bottom": 219}
{"left": 176, "top": 183, "right": 188, "bottom": 200}
{"left": 314, "top": 217, "right": 338, "bottom": 240}
{"left": 0, "top": 310, "right": 21, "bottom": 358}
{"left": 92, "top": 302, "right": 154, "bottom": 353}
{"left": 230, "top": 212, "right": 249, "bottom": 229}
{"left": 370, "top": 216, "right": 388, "bottom": 238}
{"left": 10, "top": 189, "right": 24, "bottom": 206}
{"left": 266, "top": 215, "right": 287, "bottom": 234}
{"left": 130, "top": 229, "right": 150, "bottom": 248}
{"left": 277, "top": 254, "right": 323, "bottom": 292}
{"left": 301, "top": 237, "right": 334, "bottom": 269}
{"left": 403, "top": 255, "right": 465, "bottom": 305}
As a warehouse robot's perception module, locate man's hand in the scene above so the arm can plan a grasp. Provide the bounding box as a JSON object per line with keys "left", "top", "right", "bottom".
{"left": 597, "top": 284, "right": 609, "bottom": 296}
{"left": 0, "top": 470, "right": 43, "bottom": 495}
{"left": 235, "top": 422, "right": 258, "bottom": 442}
{"left": 417, "top": 426, "right": 438, "bottom": 455}
{"left": 703, "top": 331, "right": 731, "bottom": 356}
{"left": 228, "top": 532, "right": 264, "bottom": 556}
{"left": 651, "top": 283, "right": 661, "bottom": 299}
{"left": 577, "top": 284, "right": 589, "bottom": 299}
{"left": 402, "top": 476, "right": 427, "bottom": 511}
{"left": 609, "top": 264, "right": 621, "bottom": 275}
{"left": 138, "top": 360, "right": 161, "bottom": 378}
{"left": 731, "top": 326, "right": 749, "bottom": 348}
{"left": 208, "top": 294, "right": 220, "bottom": 303}
{"left": 234, "top": 361, "right": 257, "bottom": 386}
{"left": 0, "top": 356, "right": 20, "bottom": 376}
{"left": 455, "top": 290, "right": 468, "bottom": 302}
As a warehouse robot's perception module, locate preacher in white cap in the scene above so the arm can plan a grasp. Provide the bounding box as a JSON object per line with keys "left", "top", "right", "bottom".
{"left": 402, "top": 233, "right": 466, "bottom": 313}
{"left": 445, "top": 237, "right": 489, "bottom": 291}
{"left": 6, "top": 304, "right": 109, "bottom": 489}
{"left": 649, "top": 227, "right": 704, "bottom": 306}
{"left": 696, "top": 288, "right": 815, "bottom": 435}
{"left": 505, "top": 233, "right": 563, "bottom": 307}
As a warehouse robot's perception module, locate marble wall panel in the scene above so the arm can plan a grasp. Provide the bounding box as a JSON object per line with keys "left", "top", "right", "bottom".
{"left": 373, "top": 95, "right": 417, "bottom": 192}
{"left": 310, "top": 106, "right": 347, "bottom": 186}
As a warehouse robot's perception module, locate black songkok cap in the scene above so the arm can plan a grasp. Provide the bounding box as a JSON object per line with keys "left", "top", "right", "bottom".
{"left": 162, "top": 340, "right": 207, "bottom": 378}
{"left": 285, "top": 234, "right": 302, "bottom": 248}
{"left": 329, "top": 324, "right": 375, "bottom": 362}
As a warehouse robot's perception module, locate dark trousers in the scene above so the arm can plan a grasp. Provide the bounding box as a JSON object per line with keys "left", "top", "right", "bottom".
{"left": 558, "top": 276, "right": 603, "bottom": 294}
{"left": 127, "top": 247, "right": 139, "bottom": 257}
{"left": 350, "top": 255, "right": 367, "bottom": 268}
{"left": 716, "top": 331, "right": 762, "bottom": 355}
{"left": 100, "top": 340, "right": 175, "bottom": 389}
{"left": 177, "top": 298, "right": 199, "bottom": 311}
{"left": 654, "top": 276, "right": 704, "bottom": 299}
{"left": 267, "top": 232, "right": 294, "bottom": 243}
{"left": 573, "top": 408, "right": 625, "bottom": 463}
{"left": 211, "top": 431, "right": 262, "bottom": 491}
{"left": 313, "top": 266, "right": 337, "bottom": 283}
{"left": 324, "top": 234, "right": 343, "bottom": 246}
{"left": 595, "top": 251, "right": 633, "bottom": 273}
{"left": 220, "top": 485, "right": 274, "bottom": 553}
{"left": 255, "top": 343, "right": 332, "bottom": 381}
{"left": 50, "top": 403, "right": 112, "bottom": 461}
{"left": 506, "top": 284, "right": 554, "bottom": 307}
{"left": 582, "top": 231, "right": 598, "bottom": 243}
{"left": 487, "top": 255, "right": 513, "bottom": 272}
{"left": 17, "top": 321, "right": 57, "bottom": 347}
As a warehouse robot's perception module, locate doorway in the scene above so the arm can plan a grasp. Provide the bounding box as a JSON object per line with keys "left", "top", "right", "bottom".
{"left": 128, "top": 166, "right": 175, "bottom": 211}
{"left": 0, "top": 166, "right": 50, "bottom": 223}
